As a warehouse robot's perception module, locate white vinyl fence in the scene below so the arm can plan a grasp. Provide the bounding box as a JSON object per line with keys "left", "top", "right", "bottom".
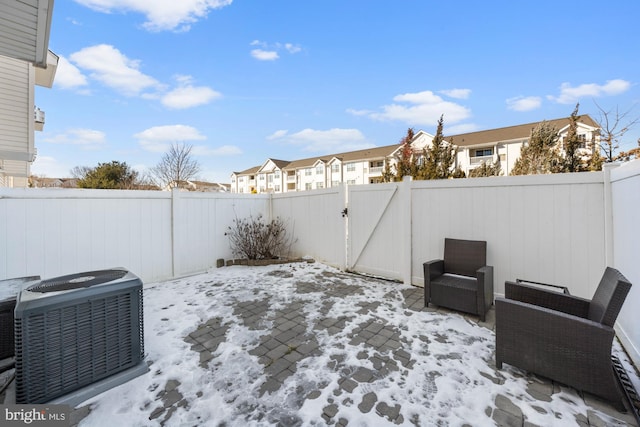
{"left": 0, "top": 188, "right": 269, "bottom": 283}
{"left": 271, "top": 186, "right": 346, "bottom": 268}
{"left": 609, "top": 161, "right": 640, "bottom": 369}
{"left": 0, "top": 161, "right": 638, "bottom": 367}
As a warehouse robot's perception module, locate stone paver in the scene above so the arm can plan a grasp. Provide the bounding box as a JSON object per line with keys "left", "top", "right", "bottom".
{"left": 178, "top": 280, "right": 638, "bottom": 427}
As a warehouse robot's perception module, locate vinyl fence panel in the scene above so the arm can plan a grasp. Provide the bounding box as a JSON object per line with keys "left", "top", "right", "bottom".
{"left": 272, "top": 187, "right": 345, "bottom": 268}
{"left": 610, "top": 161, "right": 640, "bottom": 369}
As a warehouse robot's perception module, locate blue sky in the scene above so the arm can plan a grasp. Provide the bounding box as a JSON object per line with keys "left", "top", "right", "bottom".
{"left": 32, "top": 0, "right": 640, "bottom": 182}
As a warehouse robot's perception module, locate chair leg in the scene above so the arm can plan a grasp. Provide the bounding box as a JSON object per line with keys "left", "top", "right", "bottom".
{"left": 424, "top": 285, "right": 430, "bottom": 308}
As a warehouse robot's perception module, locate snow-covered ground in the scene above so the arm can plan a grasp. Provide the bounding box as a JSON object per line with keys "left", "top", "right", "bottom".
{"left": 3, "top": 262, "right": 638, "bottom": 426}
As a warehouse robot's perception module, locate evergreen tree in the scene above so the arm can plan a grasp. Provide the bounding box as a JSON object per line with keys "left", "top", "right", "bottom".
{"left": 586, "top": 133, "right": 604, "bottom": 171}
{"left": 418, "top": 115, "right": 457, "bottom": 179}
{"left": 562, "top": 103, "right": 585, "bottom": 172}
{"left": 76, "top": 161, "right": 139, "bottom": 189}
{"left": 382, "top": 128, "right": 418, "bottom": 182}
{"left": 511, "top": 121, "right": 562, "bottom": 175}
{"left": 468, "top": 160, "right": 502, "bottom": 177}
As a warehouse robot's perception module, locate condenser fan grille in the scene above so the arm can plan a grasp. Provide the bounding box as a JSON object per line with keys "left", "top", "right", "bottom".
{"left": 28, "top": 269, "right": 128, "bottom": 293}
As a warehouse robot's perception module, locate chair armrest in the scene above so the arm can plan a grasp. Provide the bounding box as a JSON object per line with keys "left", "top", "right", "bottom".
{"left": 423, "top": 260, "right": 444, "bottom": 281}
{"left": 505, "top": 280, "right": 590, "bottom": 318}
{"left": 495, "top": 297, "right": 616, "bottom": 392}
{"left": 476, "top": 266, "right": 494, "bottom": 316}
{"left": 516, "top": 278, "right": 570, "bottom": 294}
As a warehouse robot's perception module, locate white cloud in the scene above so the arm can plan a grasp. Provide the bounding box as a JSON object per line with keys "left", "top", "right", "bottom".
{"left": 54, "top": 56, "right": 89, "bottom": 90}
{"left": 251, "top": 49, "right": 279, "bottom": 61}
{"left": 31, "top": 156, "right": 74, "bottom": 178}
{"left": 161, "top": 75, "right": 222, "bottom": 109}
{"left": 41, "top": 128, "right": 106, "bottom": 149}
{"left": 267, "top": 130, "right": 289, "bottom": 140}
{"left": 351, "top": 90, "right": 471, "bottom": 126}
{"left": 284, "top": 43, "right": 302, "bottom": 54}
{"left": 439, "top": 88, "right": 471, "bottom": 100}
{"left": 268, "top": 128, "right": 372, "bottom": 152}
{"left": 249, "top": 41, "right": 302, "bottom": 61}
{"left": 506, "top": 96, "right": 542, "bottom": 112}
{"left": 447, "top": 123, "right": 480, "bottom": 135}
{"left": 69, "top": 44, "right": 160, "bottom": 96}
{"left": 548, "top": 79, "right": 632, "bottom": 104}
{"left": 135, "top": 125, "right": 206, "bottom": 152}
{"left": 74, "top": 0, "right": 233, "bottom": 32}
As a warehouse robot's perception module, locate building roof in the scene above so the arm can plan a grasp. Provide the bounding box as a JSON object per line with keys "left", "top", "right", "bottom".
{"left": 282, "top": 145, "right": 397, "bottom": 170}
{"left": 234, "top": 165, "right": 261, "bottom": 175}
{"left": 446, "top": 115, "right": 599, "bottom": 147}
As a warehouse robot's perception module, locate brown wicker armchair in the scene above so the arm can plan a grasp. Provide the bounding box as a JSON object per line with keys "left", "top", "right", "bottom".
{"left": 423, "top": 238, "right": 494, "bottom": 322}
{"left": 495, "top": 267, "right": 632, "bottom": 410}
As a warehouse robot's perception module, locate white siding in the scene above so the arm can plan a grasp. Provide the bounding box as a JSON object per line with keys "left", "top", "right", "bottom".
{"left": 0, "top": 55, "right": 30, "bottom": 153}
{"left": 0, "top": 0, "right": 52, "bottom": 66}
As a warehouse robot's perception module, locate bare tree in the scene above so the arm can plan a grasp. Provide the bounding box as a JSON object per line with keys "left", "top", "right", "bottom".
{"left": 150, "top": 143, "right": 201, "bottom": 189}
{"left": 594, "top": 101, "right": 639, "bottom": 162}
{"left": 70, "top": 165, "right": 92, "bottom": 179}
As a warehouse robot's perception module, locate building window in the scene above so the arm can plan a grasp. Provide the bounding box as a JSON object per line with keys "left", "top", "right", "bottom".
{"left": 316, "top": 165, "right": 324, "bottom": 174}
{"left": 249, "top": 175, "right": 255, "bottom": 180}
{"left": 268, "top": 174, "right": 273, "bottom": 183}
{"left": 346, "top": 163, "right": 356, "bottom": 172}
{"left": 370, "top": 160, "right": 383, "bottom": 168}
{"left": 332, "top": 180, "right": 340, "bottom": 187}
{"left": 305, "top": 183, "right": 312, "bottom": 190}
{"left": 274, "top": 185, "right": 280, "bottom": 192}
{"left": 305, "top": 168, "right": 312, "bottom": 176}
{"left": 331, "top": 164, "right": 340, "bottom": 173}
{"left": 347, "top": 179, "right": 356, "bottom": 185}
{"left": 274, "top": 171, "right": 280, "bottom": 179}
{"left": 316, "top": 182, "right": 324, "bottom": 189}
{"left": 578, "top": 134, "right": 587, "bottom": 149}
{"left": 474, "top": 148, "right": 492, "bottom": 157}
{"left": 259, "top": 174, "right": 265, "bottom": 180}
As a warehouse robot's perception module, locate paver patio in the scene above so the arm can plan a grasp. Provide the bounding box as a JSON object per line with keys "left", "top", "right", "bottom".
{"left": 1, "top": 262, "right": 638, "bottom": 426}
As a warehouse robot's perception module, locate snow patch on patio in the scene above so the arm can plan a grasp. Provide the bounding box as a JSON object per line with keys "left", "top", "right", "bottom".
{"left": 22, "top": 262, "right": 631, "bottom": 426}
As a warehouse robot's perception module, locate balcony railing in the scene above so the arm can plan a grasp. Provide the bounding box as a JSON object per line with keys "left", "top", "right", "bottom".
{"left": 34, "top": 108, "right": 45, "bottom": 131}
{"left": 470, "top": 155, "right": 493, "bottom": 165}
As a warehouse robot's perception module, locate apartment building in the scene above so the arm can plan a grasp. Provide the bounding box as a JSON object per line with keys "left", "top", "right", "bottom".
{"left": 0, "top": 0, "right": 57, "bottom": 188}
{"left": 230, "top": 116, "right": 600, "bottom": 194}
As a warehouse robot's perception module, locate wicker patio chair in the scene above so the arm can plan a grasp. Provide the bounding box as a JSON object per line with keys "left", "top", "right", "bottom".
{"left": 495, "top": 267, "right": 632, "bottom": 410}
{"left": 423, "top": 238, "right": 494, "bottom": 322}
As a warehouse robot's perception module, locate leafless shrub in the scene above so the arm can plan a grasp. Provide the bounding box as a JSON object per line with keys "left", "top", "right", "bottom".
{"left": 225, "top": 214, "right": 294, "bottom": 260}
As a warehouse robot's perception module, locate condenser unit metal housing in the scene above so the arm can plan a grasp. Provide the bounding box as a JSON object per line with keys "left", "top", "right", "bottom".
{"left": 14, "top": 268, "right": 148, "bottom": 405}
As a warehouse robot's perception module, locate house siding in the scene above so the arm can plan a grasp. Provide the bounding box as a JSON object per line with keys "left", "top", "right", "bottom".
{"left": 0, "top": 55, "right": 31, "bottom": 154}
{"left": 0, "top": 0, "right": 52, "bottom": 67}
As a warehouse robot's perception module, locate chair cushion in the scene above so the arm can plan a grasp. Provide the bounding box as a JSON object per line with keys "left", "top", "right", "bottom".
{"left": 431, "top": 273, "right": 477, "bottom": 291}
